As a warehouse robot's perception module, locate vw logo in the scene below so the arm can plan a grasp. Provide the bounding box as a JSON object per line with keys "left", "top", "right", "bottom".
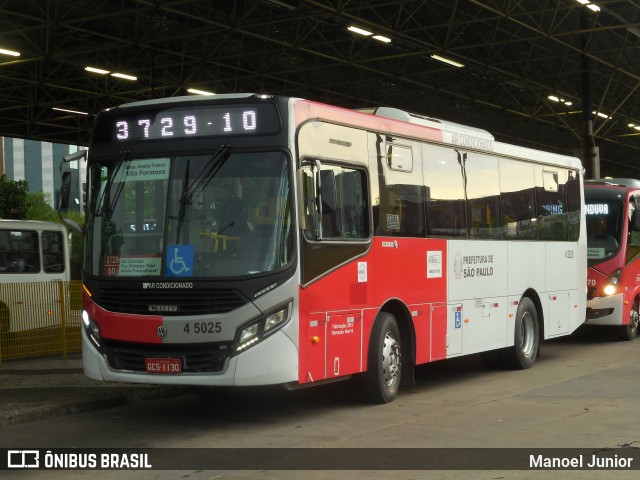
{"left": 156, "top": 325, "right": 168, "bottom": 339}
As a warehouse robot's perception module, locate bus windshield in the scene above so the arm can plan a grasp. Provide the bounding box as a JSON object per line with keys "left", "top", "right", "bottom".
{"left": 84, "top": 150, "right": 292, "bottom": 278}
{"left": 586, "top": 199, "right": 624, "bottom": 265}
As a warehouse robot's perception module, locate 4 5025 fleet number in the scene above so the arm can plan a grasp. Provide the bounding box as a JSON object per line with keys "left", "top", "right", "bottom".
{"left": 183, "top": 322, "right": 222, "bottom": 334}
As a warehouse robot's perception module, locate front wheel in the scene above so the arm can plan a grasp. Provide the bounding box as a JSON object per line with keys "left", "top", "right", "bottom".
{"left": 501, "top": 297, "right": 539, "bottom": 369}
{"left": 361, "top": 312, "right": 402, "bottom": 404}
{"left": 618, "top": 298, "right": 639, "bottom": 341}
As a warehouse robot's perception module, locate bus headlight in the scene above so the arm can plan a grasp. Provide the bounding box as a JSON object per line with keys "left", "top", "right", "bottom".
{"left": 604, "top": 269, "right": 622, "bottom": 296}
{"left": 234, "top": 301, "right": 292, "bottom": 353}
{"left": 264, "top": 308, "right": 288, "bottom": 332}
{"left": 82, "top": 310, "right": 102, "bottom": 349}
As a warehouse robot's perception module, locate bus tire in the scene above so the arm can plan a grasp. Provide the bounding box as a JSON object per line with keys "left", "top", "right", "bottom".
{"left": 501, "top": 297, "right": 539, "bottom": 369}
{"left": 361, "top": 312, "right": 402, "bottom": 404}
{"left": 618, "top": 298, "right": 639, "bottom": 341}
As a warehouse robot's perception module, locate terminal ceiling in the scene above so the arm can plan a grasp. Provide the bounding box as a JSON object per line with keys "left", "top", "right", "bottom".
{"left": 2, "top": 0, "right": 640, "bottom": 177}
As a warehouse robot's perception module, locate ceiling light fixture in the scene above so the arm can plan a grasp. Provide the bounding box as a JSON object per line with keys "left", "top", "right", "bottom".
{"left": 53, "top": 107, "right": 89, "bottom": 115}
{"left": 85, "top": 66, "right": 110, "bottom": 74}
{"left": 111, "top": 72, "right": 137, "bottom": 81}
{"left": 430, "top": 54, "right": 465, "bottom": 68}
{"left": 0, "top": 48, "right": 20, "bottom": 57}
{"left": 187, "top": 88, "right": 216, "bottom": 95}
{"left": 373, "top": 35, "right": 392, "bottom": 43}
{"left": 348, "top": 26, "right": 373, "bottom": 36}
{"left": 547, "top": 95, "right": 572, "bottom": 106}
{"left": 575, "top": 0, "right": 600, "bottom": 12}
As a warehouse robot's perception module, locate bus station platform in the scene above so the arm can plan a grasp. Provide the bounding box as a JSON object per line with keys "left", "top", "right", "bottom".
{"left": 0, "top": 355, "right": 184, "bottom": 426}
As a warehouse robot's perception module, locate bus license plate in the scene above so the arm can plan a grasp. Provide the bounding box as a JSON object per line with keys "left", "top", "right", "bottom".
{"left": 145, "top": 357, "right": 182, "bottom": 374}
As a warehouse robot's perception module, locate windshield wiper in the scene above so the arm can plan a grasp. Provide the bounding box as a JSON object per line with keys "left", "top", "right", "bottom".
{"left": 175, "top": 144, "right": 231, "bottom": 242}
{"left": 95, "top": 150, "right": 129, "bottom": 217}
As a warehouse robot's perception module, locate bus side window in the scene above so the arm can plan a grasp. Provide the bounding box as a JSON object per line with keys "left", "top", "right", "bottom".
{"left": 0, "top": 230, "right": 40, "bottom": 272}
{"left": 42, "top": 230, "right": 65, "bottom": 273}
{"left": 301, "top": 161, "right": 369, "bottom": 241}
{"left": 500, "top": 160, "right": 536, "bottom": 240}
{"left": 465, "top": 153, "right": 502, "bottom": 239}
{"left": 628, "top": 199, "right": 640, "bottom": 247}
{"left": 424, "top": 144, "right": 467, "bottom": 237}
{"left": 536, "top": 168, "right": 568, "bottom": 241}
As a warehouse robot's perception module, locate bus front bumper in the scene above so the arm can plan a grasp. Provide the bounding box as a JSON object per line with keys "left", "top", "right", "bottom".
{"left": 585, "top": 293, "right": 624, "bottom": 326}
{"left": 82, "top": 328, "right": 299, "bottom": 387}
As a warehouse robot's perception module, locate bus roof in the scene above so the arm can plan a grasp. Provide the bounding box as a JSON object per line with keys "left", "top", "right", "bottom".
{"left": 0, "top": 219, "right": 67, "bottom": 231}
{"left": 100, "top": 93, "right": 583, "bottom": 171}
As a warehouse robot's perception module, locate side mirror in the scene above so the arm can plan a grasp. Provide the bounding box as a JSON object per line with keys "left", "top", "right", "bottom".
{"left": 59, "top": 171, "right": 72, "bottom": 211}
{"left": 60, "top": 217, "right": 84, "bottom": 236}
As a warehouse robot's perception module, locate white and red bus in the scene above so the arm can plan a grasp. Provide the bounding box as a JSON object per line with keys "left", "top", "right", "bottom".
{"left": 583, "top": 178, "right": 640, "bottom": 340}
{"left": 68, "top": 94, "right": 586, "bottom": 403}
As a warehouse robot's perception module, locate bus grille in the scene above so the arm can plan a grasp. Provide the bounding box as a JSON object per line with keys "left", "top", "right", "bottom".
{"left": 93, "top": 288, "right": 248, "bottom": 315}
{"left": 102, "top": 341, "right": 230, "bottom": 373}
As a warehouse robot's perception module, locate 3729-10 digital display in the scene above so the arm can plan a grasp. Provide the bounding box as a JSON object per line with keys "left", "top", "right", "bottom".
{"left": 95, "top": 103, "right": 281, "bottom": 143}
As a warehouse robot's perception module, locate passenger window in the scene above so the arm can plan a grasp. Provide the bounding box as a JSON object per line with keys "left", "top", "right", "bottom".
{"left": 42, "top": 230, "right": 65, "bottom": 273}
{"left": 424, "top": 144, "right": 466, "bottom": 237}
{"left": 465, "top": 153, "right": 502, "bottom": 239}
{"left": 377, "top": 141, "right": 425, "bottom": 237}
{"left": 536, "top": 168, "right": 568, "bottom": 240}
{"left": 0, "top": 230, "right": 40, "bottom": 273}
{"left": 500, "top": 160, "right": 536, "bottom": 239}
{"left": 301, "top": 161, "right": 369, "bottom": 241}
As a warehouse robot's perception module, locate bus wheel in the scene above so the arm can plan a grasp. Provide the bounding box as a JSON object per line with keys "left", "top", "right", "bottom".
{"left": 501, "top": 297, "right": 539, "bottom": 369}
{"left": 361, "top": 312, "right": 402, "bottom": 404}
{"left": 618, "top": 298, "right": 639, "bottom": 341}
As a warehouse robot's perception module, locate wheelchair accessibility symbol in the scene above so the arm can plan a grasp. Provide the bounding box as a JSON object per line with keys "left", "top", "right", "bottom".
{"left": 166, "top": 244, "right": 194, "bottom": 277}
{"left": 455, "top": 311, "right": 462, "bottom": 329}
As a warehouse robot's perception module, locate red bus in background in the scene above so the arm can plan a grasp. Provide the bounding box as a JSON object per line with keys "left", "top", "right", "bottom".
{"left": 584, "top": 178, "right": 640, "bottom": 340}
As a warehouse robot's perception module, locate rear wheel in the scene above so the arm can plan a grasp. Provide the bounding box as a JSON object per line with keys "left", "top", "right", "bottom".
{"left": 618, "top": 298, "right": 639, "bottom": 341}
{"left": 501, "top": 297, "right": 539, "bottom": 369}
{"left": 361, "top": 312, "right": 402, "bottom": 404}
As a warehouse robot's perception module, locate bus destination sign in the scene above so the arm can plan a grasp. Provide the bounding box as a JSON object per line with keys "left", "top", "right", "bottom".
{"left": 98, "top": 103, "right": 281, "bottom": 142}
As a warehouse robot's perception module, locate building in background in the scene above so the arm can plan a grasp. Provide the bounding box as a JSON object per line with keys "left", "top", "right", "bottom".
{"left": 1, "top": 137, "right": 86, "bottom": 211}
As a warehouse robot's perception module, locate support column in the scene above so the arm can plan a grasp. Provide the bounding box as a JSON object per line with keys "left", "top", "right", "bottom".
{"left": 581, "top": 11, "right": 600, "bottom": 179}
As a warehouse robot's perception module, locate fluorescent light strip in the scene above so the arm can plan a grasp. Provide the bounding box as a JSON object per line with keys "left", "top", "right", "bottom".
{"left": 85, "top": 66, "right": 110, "bottom": 74}
{"left": 0, "top": 48, "right": 20, "bottom": 57}
{"left": 593, "top": 111, "right": 610, "bottom": 119}
{"left": 547, "top": 95, "right": 572, "bottom": 106}
{"left": 576, "top": 0, "right": 600, "bottom": 12}
{"left": 373, "top": 35, "right": 391, "bottom": 43}
{"left": 111, "top": 72, "right": 137, "bottom": 81}
{"left": 187, "top": 88, "right": 216, "bottom": 95}
{"left": 348, "top": 25, "right": 373, "bottom": 36}
{"left": 430, "top": 54, "right": 465, "bottom": 68}
{"left": 53, "top": 107, "right": 89, "bottom": 116}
